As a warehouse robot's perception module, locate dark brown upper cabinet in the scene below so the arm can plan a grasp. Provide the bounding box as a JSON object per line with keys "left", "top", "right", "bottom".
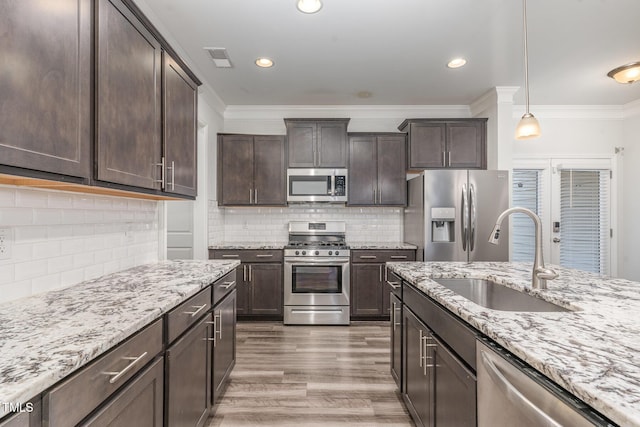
{"left": 163, "top": 53, "right": 198, "bottom": 197}
{"left": 348, "top": 133, "right": 407, "bottom": 206}
{"left": 285, "top": 119, "right": 350, "bottom": 168}
{"left": 0, "top": 0, "right": 92, "bottom": 181}
{"left": 217, "top": 134, "right": 286, "bottom": 206}
{"left": 95, "top": 0, "right": 162, "bottom": 191}
{"left": 398, "top": 119, "right": 487, "bottom": 170}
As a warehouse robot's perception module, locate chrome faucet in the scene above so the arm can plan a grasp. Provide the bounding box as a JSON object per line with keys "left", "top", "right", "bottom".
{"left": 488, "top": 207, "right": 558, "bottom": 290}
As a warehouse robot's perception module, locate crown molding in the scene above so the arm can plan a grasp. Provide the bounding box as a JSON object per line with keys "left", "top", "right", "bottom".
{"left": 623, "top": 98, "right": 640, "bottom": 118}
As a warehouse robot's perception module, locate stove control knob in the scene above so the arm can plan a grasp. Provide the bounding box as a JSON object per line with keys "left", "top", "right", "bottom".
{"left": 315, "top": 250, "right": 320, "bottom": 256}
{"left": 328, "top": 251, "right": 333, "bottom": 255}
{"left": 335, "top": 251, "right": 340, "bottom": 256}
{"left": 302, "top": 251, "right": 306, "bottom": 255}
{"left": 295, "top": 250, "right": 300, "bottom": 256}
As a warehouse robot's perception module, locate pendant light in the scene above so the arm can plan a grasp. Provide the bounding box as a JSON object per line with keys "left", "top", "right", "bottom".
{"left": 515, "top": 0, "right": 541, "bottom": 140}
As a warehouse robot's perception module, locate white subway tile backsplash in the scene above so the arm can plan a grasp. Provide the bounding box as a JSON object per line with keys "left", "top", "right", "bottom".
{"left": 0, "top": 185, "right": 160, "bottom": 304}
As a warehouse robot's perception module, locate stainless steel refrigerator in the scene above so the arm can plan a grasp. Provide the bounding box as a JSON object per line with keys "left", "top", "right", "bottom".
{"left": 404, "top": 170, "right": 509, "bottom": 262}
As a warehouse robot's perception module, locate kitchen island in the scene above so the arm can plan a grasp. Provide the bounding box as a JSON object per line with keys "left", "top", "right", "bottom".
{"left": 387, "top": 261, "right": 640, "bottom": 427}
{"left": 0, "top": 259, "right": 239, "bottom": 421}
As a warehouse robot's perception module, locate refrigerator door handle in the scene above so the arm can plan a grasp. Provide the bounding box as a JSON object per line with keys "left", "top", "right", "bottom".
{"left": 461, "top": 184, "right": 468, "bottom": 251}
{"left": 469, "top": 183, "right": 476, "bottom": 252}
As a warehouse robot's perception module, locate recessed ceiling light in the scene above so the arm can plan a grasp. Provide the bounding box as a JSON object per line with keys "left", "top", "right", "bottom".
{"left": 447, "top": 58, "right": 467, "bottom": 69}
{"left": 255, "top": 57, "right": 274, "bottom": 68}
{"left": 297, "top": 0, "right": 322, "bottom": 14}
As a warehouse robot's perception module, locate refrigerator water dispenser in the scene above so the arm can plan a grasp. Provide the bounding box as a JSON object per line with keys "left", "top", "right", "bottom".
{"left": 431, "top": 207, "right": 455, "bottom": 242}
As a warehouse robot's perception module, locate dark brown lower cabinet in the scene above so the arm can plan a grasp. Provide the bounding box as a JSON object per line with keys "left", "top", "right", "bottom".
{"left": 0, "top": 399, "right": 41, "bottom": 427}
{"left": 82, "top": 357, "right": 164, "bottom": 427}
{"left": 390, "top": 293, "right": 402, "bottom": 387}
{"left": 403, "top": 308, "right": 432, "bottom": 427}
{"left": 165, "top": 316, "right": 211, "bottom": 427}
{"left": 212, "top": 290, "right": 237, "bottom": 405}
{"left": 351, "top": 263, "right": 386, "bottom": 317}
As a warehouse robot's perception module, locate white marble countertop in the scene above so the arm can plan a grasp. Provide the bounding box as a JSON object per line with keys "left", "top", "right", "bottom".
{"left": 348, "top": 242, "right": 417, "bottom": 250}
{"left": 387, "top": 261, "right": 640, "bottom": 427}
{"left": 209, "top": 243, "right": 286, "bottom": 250}
{"left": 0, "top": 259, "right": 239, "bottom": 419}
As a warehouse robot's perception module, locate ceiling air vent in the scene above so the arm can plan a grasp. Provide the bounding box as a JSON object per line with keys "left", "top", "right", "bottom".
{"left": 204, "top": 47, "right": 232, "bottom": 68}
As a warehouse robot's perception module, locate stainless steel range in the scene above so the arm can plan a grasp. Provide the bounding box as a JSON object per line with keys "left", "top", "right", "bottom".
{"left": 284, "top": 221, "right": 350, "bottom": 325}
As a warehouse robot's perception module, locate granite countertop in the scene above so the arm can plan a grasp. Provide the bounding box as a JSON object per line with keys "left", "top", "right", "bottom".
{"left": 387, "top": 261, "right": 640, "bottom": 427}
{"left": 348, "top": 242, "right": 417, "bottom": 250}
{"left": 209, "top": 242, "right": 286, "bottom": 250}
{"left": 0, "top": 259, "right": 239, "bottom": 419}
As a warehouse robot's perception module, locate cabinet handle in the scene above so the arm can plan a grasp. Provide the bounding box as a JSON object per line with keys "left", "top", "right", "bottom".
{"left": 255, "top": 189, "right": 258, "bottom": 204}
{"left": 390, "top": 255, "right": 408, "bottom": 259}
{"left": 386, "top": 280, "right": 400, "bottom": 289}
{"left": 359, "top": 255, "right": 377, "bottom": 259}
{"left": 222, "top": 254, "right": 239, "bottom": 258}
{"left": 392, "top": 301, "right": 396, "bottom": 332}
{"left": 154, "top": 157, "right": 166, "bottom": 188}
{"left": 442, "top": 152, "right": 446, "bottom": 167}
{"left": 419, "top": 330, "right": 425, "bottom": 368}
{"left": 379, "top": 265, "right": 383, "bottom": 282}
{"left": 183, "top": 304, "right": 208, "bottom": 317}
{"left": 378, "top": 189, "right": 382, "bottom": 204}
{"left": 214, "top": 313, "right": 222, "bottom": 346}
{"left": 249, "top": 188, "right": 253, "bottom": 204}
{"left": 221, "top": 281, "right": 236, "bottom": 289}
{"left": 103, "top": 352, "right": 148, "bottom": 384}
{"left": 166, "top": 160, "right": 175, "bottom": 191}
{"left": 243, "top": 265, "right": 247, "bottom": 281}
{"left": 373, "top": 188, "right": 377, "bottom": 204}
{"left": 249, "top": 265, "right": 252, "bottom": 282}
{"left": 256, "top": 254, "right": 273, "bottom": 258}
{"left": 394, "top": 304, "right": 401, "bottom": 329}
{"left": 447, "top": 151, "right": 451, "bottom": 166}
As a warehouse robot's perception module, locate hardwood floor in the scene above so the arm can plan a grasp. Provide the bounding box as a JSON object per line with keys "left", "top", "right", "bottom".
{"left": 207, "top": 321, "right": 413, "bottom": 426}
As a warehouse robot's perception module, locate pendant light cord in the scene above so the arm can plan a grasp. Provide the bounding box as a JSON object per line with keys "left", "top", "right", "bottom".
{"left": 523, "top": 0, "right": 531, "bottom": 115}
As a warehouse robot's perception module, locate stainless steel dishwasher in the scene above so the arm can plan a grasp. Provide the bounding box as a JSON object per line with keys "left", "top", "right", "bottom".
{"left": 476, "top": 340, "right": 612, "bottom": 427}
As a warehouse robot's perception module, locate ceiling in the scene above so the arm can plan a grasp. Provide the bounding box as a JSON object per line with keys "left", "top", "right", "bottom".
{"left": 139, "top": 0, "right": 640, "bottom": 107}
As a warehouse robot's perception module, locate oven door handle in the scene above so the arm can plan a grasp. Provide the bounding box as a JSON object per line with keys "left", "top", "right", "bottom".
{"left": 285, "top": 258, "right": 350, "bottom": 265}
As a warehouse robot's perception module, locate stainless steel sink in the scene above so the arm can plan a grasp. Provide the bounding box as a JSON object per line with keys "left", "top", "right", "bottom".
{"left": 433, "top": 278, "right": 570, "bottom": 312}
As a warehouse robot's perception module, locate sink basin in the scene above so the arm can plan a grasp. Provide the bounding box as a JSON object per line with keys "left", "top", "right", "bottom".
{"left": 433, "top": 278, "right": 570, "bottom": 312}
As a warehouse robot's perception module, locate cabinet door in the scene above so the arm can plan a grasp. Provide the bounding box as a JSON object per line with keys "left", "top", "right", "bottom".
{"left": 165, "top": 316, "right": 211, "bottom": 427}
{"left": 348, "top": 136, "right": 377, "bottom": 205}
{"left": 163, "top": 53, "right": 198, "bottom": 197}
{"left": 447, "top": 121, "right": 485, "bottom": 169}
{"left": 286, "top": 121, "right": 316, "bottom": 167}
{"left": 249, "top": 264, "right": 283, "bottom": 316}
{"left": 390, "top": 294, "right": 402, "bottom": 388}
{"left": 317, "top": 121, "right": 348, "bottom": 168}
{"left": 254, "top": 136, "right": 286, "bottom": 205}
{"left": 351, "top": 264, "right": 384, "bottom": 317}
{"left": 96, "top": 0, "right": 162, "bottom": 190}
{"left": 212, "top": 290, "right": 237, "bottom": 404}
{"left": 433, "top": 335, "right": 476, "bottom": 427}
{"left": 408, "top": 123, "right": 446, "bottom": 169}
{"left": 0, "top": 0, "right": 91, "bottom": 180}
{"left": 81, "top": 357, "right": 164, "bottom": 427}
{"left": 218, "top": 135, "right": 254, "bottom": 205}
{"left": 377, "top": 135, "right": 407, "bottom": 206}
{"left": 403, "top": 308, "right": 431, "bottom": 427}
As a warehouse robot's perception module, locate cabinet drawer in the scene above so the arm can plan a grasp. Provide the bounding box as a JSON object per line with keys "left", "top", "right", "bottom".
{"left": 210, "top": 249, "right": 283, "bottom": 263}
{"left": 385, "top": 270, "right": 403, "bottom": 298}
{"left": 350, "top": 250, "right": 416, "bottom": 263}
{"left": 166, "top": 287, "right": 212, "bottom": 344}
{"left": 213, "top": 270, "right": 237, "bottom": 307}
{"left": 44, "top": 319, "right": 163, "bottom": 427}
{"left": 404, "top": 284, "right": 477, "bottom": 370}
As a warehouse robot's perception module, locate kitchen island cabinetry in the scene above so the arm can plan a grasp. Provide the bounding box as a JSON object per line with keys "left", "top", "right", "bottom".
{"left": 209, "top": 250, "right": 283, "bottom": 319}
{"left": 0, "top": 0, "right": 91, "bottom": 182}
{"left": 398, "top": 119, "right": 487, "bottom": 170}
{"left": 350, "top": 250, "right": 415, "bottom": 319}
{"left": 211, "top": 289, "right": 236, "bottom": 406}
{"left": 348, "top": 133, "right": 407, "bottom": 206}
{"left": 285, "top": 119, "right": 350, "bottom": 168}
{"left": 217, "top": 134, "right": 286, "bottom": 206}
{"left": 0, "top": 399, "right": 41, "bottom": 427}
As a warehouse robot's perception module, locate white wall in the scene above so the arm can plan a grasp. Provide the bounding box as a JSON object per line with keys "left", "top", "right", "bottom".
{"left": 510, "top": 105, "right": 627, "bottom": 277}
{"left": 622, "top": 101, "right": 640, "bottom": 280}
{"left": 0, "top": 187, "right": 159, "bottom": 303}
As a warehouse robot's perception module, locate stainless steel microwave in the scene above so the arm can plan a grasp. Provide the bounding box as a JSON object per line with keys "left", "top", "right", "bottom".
{"left": 287, "top": 168, "right": 348, "bottom": 203}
